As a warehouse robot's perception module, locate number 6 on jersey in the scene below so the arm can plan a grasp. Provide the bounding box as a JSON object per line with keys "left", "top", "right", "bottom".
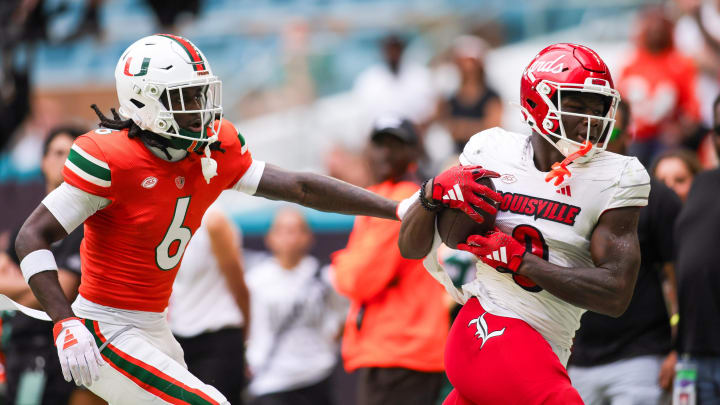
{"left": 155, "top": 197, "right": 192, "bottom": 270}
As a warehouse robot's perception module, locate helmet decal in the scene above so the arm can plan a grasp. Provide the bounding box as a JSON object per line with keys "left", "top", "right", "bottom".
{"left": 123, "top": 57, "right": 151, "bottom": 77}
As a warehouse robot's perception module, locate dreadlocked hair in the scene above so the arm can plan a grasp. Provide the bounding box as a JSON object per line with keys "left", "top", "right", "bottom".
{"left": 90, "top": 104, "right": 225, "bottom": 160}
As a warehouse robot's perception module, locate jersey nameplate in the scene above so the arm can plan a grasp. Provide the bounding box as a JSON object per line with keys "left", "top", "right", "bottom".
{"left": 497, "top": 190, "right": 581, "bottom": 226}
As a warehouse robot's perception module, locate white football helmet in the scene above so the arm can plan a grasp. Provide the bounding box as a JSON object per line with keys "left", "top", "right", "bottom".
{"left": 115, "top": 34, "right": 222, "bottom": 152}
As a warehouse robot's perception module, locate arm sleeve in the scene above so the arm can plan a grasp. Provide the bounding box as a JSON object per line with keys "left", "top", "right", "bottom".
{"left": 396, "top": 190, "right": 419, "bottom": 220}
{"left": 42, "top": 183, "right": 110, "bottom": 234}
{"left": 62, "top": 136, "right": 113, "bottom": 198}
{"left": 604, "top": 157, "right": 651, "bottom": 211}
{"left": 330, "top": 218, "right": 405, "bottom": 302}
{"left": 232, "top": 160, "right": 266, "bottom": 195}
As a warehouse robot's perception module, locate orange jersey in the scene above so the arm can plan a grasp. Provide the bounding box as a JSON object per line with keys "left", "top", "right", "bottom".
{"left": 62, "top": 119, "right": 253, "bottom": 312}
{"left": 618, "top": 49, "right": 700, "bottom": 141}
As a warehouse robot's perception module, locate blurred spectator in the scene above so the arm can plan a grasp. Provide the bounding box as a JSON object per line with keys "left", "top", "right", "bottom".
{"left": 145, "top": 0, "right": 201, "bottom": 32}
{"left": 331, "top": 117, "right": 448, "bottom": 405}
{"left": 618, "top": 6, "right": 701, "bottom": 167}
{"left": 0, "top": 126, "right": 105, "bottom": 405}
{"left": 325, "top": 145, "right": 372, "bottom": 188}
{"left": 353, "top": 34, "right": 436, "bottom": 132}
{"left": 674, "top": 0, "right": 720, "bottom": 128}
{"left": 246, "top": 208, "right": 346, "bottom": 405}
{"left": 435, "top": 35, "right": 502, "bottom": 153}
{"left": 0, "top": 0, "right": 43, "bottom": 152}
{"left": 169, "top": 208, "right": 251, "bottom": 404}
{"left": 673, "top": 93, "right": 720, "bottom": 404}
{"left": 62, "top": 0, "right": 103, "bottom": 42}
{"left": 567, "top": 101, "right": 682, "bottom": 404}
{"left": 650, "top": 149, "right": 703, "bottom": 201}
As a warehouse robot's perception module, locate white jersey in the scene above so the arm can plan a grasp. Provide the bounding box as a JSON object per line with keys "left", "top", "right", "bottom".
{"left": 424, "top": 127, "right": 650, "bottom": 364}
{"left": 168, "top": 212, "right": 244, "bottom": 338}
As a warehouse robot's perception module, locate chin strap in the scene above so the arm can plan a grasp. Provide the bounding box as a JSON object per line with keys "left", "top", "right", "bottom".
{"left": 200, "top": 133, "right": 219, "bottom": 184}
{"left": 545, "top": 140, "right": 593, "bottom": 186}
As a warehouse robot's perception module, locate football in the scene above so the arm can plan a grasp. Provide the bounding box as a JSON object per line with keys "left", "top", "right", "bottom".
{"left": 436, "top": 177, "right": 498, "bottom": 249}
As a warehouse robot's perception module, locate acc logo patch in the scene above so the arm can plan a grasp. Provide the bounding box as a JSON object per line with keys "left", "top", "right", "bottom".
{"left": 142, "top": 176, "right": 158, "bottom": 189}
{"left": 500, "top": 174, "right": 517, "bottom": 184}
{"left": 175, "top": 176, "right": 185, "bottom": 189}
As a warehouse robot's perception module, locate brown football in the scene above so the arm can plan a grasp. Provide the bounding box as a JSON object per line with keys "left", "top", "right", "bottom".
{"left": 436, "top": 177, "right": 498, "bottom": 249}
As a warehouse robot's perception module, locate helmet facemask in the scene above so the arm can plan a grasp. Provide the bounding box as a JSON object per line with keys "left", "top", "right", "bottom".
{"left": 154, "top": 78, "right": 223, "bottom": 152}
{"left": 534, "top": 78, "right": 620, "bottom": 163}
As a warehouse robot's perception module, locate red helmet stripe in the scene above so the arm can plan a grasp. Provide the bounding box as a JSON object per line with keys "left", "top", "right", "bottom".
{"left": 156, "top": 34, "right": 206, "bottom": 72}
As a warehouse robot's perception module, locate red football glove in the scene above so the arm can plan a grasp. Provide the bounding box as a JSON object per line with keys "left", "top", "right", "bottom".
{"left": 430, "top": 165, "right": 501, "bottom": 224}
{"left": 457, "top": 230, "right": 527, "bottom": 273}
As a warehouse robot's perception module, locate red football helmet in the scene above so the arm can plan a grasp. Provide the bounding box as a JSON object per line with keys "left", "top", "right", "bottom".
{"left": 520, "top": 43, "right": 620, "bottom": 162}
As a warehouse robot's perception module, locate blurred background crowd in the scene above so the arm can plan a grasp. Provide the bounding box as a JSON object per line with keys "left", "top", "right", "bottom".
{"left": 0, "top": 0, "right": 719, "bottom": 404}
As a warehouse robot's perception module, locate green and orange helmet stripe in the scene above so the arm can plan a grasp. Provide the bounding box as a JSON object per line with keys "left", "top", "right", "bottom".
{"left": 156, "top": 34, "right": 207, "bottom": 72}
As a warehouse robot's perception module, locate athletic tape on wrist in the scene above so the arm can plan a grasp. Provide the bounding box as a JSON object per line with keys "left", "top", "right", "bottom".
{"left": 20, "top": 249, "right": 59, "bottom": 283}
{"left": 396, "top": 190, "right": 420, "bottom": 220}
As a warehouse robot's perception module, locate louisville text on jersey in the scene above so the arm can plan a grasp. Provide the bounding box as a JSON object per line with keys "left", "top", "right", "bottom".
{"left": 496, "top": 191, "right": 581, "bottom": 226}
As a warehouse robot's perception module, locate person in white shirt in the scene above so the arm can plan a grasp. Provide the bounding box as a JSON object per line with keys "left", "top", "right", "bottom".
{"left": 246, "top": 208, "right": 346, "bottom": 405}
{"left": 169, "top": 207, "right": 251, "bottom": 404}
{"left": 353, "top": 34, "right": 436, "bottom": 128}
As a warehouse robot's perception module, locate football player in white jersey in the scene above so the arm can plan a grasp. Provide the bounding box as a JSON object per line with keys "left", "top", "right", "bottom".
{"left": 398, "top": 43, "right": 650, "bottom": 405}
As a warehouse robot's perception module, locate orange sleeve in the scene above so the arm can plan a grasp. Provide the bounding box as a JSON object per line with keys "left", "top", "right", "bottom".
{"left": 217, "top": 119, "right": 254, "bottom": 188}
{"left": 62, "top": 134, "right": 113, "bottom": 198}
{"left": 331, "top": 217, "right": 405, "bottom": 301}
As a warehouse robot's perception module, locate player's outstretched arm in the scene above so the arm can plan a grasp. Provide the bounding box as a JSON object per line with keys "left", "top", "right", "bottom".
{"left": 255, "top": 163, "right": 398, "bottom": 220}
{"left": 15, "top": 204, "right": 75, "bottom": 322}
{"left": 518, "top": 207, "right": 642, "bottom": 317}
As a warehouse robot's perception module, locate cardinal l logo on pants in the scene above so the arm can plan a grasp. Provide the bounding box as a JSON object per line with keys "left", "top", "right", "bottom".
{"left": 467, "top": 312, "right": 505, "bottom": 349}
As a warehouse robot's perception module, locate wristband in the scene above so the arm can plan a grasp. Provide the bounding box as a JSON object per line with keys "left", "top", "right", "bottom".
{"left": 396, "top": 191, "right": 420, "bottom": 220}
{"left": 20, "top": 249, "right": 58, "bottom": 283}
{"left": 670, "top": 313, "right": 679, "bottom": 327}
{"left": 419, "top": 179, "right": 442, "bottom": 212}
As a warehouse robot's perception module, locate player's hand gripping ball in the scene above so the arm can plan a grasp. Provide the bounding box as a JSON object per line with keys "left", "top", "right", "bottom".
{"left": 437, "top": 174, "right": 500, "bottom": 249}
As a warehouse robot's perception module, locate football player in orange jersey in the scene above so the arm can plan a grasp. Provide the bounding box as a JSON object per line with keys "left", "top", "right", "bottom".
{"left": 14, "top": 34, "right": 398, "bottom": 405}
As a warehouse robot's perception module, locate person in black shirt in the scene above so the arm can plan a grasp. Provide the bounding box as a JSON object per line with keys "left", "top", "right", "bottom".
{"left": 567, "top": 101, "right": 682, "bottom": 404}
{"left": 436, "top": 35, "right": 502, "bottom": 153}
{"left": 0, "top": 126, "right": 102, "bottom": 405}
{"left": 674, "top": 94, "right": 720, "bottom": 404}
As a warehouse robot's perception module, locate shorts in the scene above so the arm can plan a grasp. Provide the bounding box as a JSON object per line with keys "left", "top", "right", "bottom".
{"left": 442, "top": 297, "right": 582, "bottom": 405}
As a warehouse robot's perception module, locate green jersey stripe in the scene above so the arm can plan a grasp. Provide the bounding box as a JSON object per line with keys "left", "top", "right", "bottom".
{"left": 68, "top": 149, "right": 111, "bottom": 182}
{"left": 65, "top": 160, "right": 111, "bottom": 188}
{"left": 71, "top": 144, "right": 109, "bottom": 169}
{"left": 84, "top": 320, "right": 216, "bottom": 405}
